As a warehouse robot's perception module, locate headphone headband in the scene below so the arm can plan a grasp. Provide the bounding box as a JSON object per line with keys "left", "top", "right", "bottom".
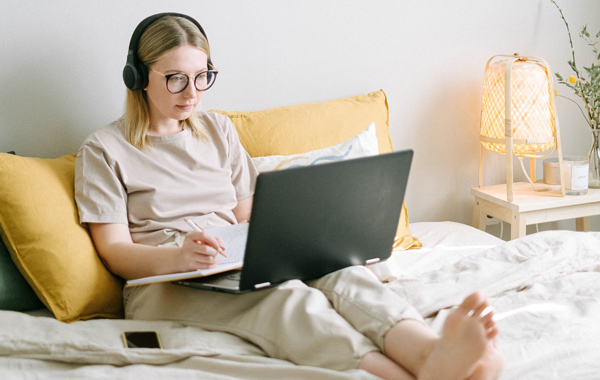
{"left": 122, "top": 12, "right": 212, "bottom": 91}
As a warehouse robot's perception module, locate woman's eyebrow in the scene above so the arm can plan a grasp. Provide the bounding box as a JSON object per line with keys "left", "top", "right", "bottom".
{"left": 163, "top": 67, "right": 209, "bottom": 74}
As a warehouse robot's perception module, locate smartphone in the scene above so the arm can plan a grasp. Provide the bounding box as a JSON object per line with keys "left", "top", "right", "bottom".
{"left": 121, "top": 331, "right": 162, "bottom": 349}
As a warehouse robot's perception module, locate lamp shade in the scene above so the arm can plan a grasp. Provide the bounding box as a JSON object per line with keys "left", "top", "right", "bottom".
{"left": 478, "top": 54, "right": 565, "bottom": 202}
{"left": 480, "top": 57, "right": 556, "bottom": 156}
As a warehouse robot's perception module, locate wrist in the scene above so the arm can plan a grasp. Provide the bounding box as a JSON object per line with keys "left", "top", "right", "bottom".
{"left": 172, "top": 246, "right": 187, "bottom": 273}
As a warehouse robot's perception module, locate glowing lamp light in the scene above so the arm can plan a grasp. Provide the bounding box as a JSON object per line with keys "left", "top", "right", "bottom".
{"left": 478, "top": 54, "right": 565, "bottom": 202}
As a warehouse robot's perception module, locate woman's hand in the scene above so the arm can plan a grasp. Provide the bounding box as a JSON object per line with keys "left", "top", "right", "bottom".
{"left": 178, "top": 231, "right": 225, "bottom": 271}
{"left": 88, "top": 223, "right": 226, "bottom": 280}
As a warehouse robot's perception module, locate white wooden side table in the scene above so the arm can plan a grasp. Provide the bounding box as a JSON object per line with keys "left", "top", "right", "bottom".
{"left": 472, "top": 182, "right": 600, "bottom": 240}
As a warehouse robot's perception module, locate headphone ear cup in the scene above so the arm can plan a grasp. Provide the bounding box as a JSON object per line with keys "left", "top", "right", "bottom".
{"left": 137, "top": 63, "right": 149, "bottom": 90}
{"left": 123, "top": 63, "right": 140, "bottom": 90}
{"left": 123, "top": 60, "right": 149, "bottom": 91}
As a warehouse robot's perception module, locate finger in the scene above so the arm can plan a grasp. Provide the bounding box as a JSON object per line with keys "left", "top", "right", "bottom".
{"left": 213, "top": 237, "right": 227, "bottom": 257}
{"left": 193, "top": 245, "right": 222, "bottom": 263}
{"left": 186, "top": 232, "right": 219, "bottom": 257}
{"left": 185, "top": 237, "right": 220, "bottom": 261}
{"left": 192, "top": 251, "right": 219, "bottom": 268}
{"left": 200, "top": 235, "right": 226, "bottom": 257}
{"left": 188, "top": 231, "right": 223, "bottom": 253}
{"left": 192, "top": 240, "right": 219, "bottom": 257}
{"left": 216, "top": 237, "right": 226, "bottom": 251}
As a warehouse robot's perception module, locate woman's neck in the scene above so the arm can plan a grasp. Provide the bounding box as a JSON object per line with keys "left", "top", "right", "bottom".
{"left": 147, "top": 120, "right": 183, "bottom": 136}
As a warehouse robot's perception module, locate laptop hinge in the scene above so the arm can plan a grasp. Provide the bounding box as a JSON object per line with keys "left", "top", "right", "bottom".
{"left": 365, "top": 258, "right": 380, "bottom": 265}
{"left": 254, "top": 282, "right": 271, "bottom": 289}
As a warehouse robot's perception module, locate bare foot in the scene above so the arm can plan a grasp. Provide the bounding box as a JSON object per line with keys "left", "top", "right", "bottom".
{"left": 359, "top": 351, "right": 417, "bottom": 380}
{"left": 466, "top": 337, "right": 505, "bottom": 380}
{"left": 419, "top": 292, "right": 502, "bottom": 380}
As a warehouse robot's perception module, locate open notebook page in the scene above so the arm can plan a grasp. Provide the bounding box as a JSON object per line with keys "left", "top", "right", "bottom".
{"left": 126, "top": 223, "right": 249, "bottom": 287}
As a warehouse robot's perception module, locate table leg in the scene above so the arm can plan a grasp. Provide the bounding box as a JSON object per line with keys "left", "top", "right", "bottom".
{"left": 510, "top": 214, "right": 527, "bottom": 240}
{"left": 472, "top": 199, "right": 487, "bottom": 231}
{"left": 576, "top": 216, "right": 591, "bottom": 232}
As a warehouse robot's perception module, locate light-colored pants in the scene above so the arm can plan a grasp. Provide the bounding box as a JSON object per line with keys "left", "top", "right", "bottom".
{"left": 124, "top": 265, "right": 423, "bottom": 371}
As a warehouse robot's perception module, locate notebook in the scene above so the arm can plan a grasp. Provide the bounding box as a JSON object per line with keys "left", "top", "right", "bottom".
{"left": 126, "top": 149, "right": 413, "bottom": 293}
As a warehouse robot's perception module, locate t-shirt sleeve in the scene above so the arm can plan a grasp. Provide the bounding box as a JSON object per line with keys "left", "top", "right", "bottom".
{"left": 222, "top": 117, "right": 258, "bottom": 201}
{"left": 74, "top": 141, "right": 129, "bottom": 225}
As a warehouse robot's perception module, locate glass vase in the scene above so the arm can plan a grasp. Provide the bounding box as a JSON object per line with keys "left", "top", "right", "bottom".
{"left": 589, "top": 129, "right": 600, "bottom": 188}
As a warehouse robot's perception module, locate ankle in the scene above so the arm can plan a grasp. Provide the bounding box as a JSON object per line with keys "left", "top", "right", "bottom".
{"left": 358, "top": 351, "right": 414, "bottom": 380}
{"left": 383, "top": 319, "right": 439, "bottom": 376}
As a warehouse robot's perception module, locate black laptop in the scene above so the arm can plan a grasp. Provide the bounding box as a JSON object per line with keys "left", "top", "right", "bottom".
{"left": 172, "top": 149, "right": 413, "bottom": 294}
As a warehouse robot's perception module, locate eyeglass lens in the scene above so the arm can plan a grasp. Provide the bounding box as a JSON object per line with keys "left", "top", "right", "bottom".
{"left": 167, "top": 72, "right": 216, "bottom": 93}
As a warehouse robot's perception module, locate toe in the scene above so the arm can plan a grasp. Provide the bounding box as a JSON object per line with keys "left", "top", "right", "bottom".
{"left": 487, "top": 326, "right": 499, "bottom": 339}
{"left": 458, "top": 292, "right": 485, "bottom": 314}
{"left": 475, "top": 304, "right": 491, "bottom": 319}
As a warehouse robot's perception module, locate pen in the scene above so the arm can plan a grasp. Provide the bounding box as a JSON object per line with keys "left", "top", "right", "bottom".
{"left": 184, "top": 218, "right": 227, "bottom": 257}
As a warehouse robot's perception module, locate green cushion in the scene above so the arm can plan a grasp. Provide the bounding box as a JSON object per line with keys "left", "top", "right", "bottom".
{"left": 0, "top": 236, "right": 44, "bottom": 311}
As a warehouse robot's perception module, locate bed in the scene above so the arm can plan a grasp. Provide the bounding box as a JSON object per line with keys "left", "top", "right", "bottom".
{"left": 1, "top": 91, "right": 600, "bottom": 379}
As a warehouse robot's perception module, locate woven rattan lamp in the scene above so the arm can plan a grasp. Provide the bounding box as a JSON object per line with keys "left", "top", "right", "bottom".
{"left": 479, "top": 53, "right": 565, "bottom": 202}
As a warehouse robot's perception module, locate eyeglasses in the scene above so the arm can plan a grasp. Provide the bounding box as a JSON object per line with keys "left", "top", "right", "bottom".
{"left": 150, "top": 68, "right": 218, "bottom": 94}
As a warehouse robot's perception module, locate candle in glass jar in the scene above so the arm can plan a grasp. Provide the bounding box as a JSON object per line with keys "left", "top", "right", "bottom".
{"left": 543, "top": 156, "right": 589, "bottom": 195}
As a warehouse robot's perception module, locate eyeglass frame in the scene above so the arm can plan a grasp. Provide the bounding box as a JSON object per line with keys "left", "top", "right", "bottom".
{"left": 149, "top": 68, "right": 219, "bottom": 94}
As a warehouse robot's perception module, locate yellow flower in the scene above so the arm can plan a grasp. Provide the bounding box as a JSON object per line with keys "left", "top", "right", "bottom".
{"left": 568, "top": 75, "right": 577, "bottom": 84}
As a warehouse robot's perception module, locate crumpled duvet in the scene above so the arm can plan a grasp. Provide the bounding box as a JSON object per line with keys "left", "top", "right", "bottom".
{"left": 1, "top": 230, "right": 600, "bottom": 379}
{"left": 0, "top": 311, "right": 379, "bottom": 379}
{"left": 386, "top": 230, "right": 600, "bottom": 380}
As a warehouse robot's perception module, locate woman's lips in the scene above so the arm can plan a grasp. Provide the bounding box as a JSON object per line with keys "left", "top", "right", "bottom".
{"left": 177, "top": 104, "right": 194, "bottom": 111}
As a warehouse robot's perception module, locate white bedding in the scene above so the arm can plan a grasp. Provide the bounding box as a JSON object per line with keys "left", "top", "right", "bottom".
{"left": 392, "top": 223, "right": 600, "bottom": 379}
{"left": 2, "top": 222, "right": 600, "bottom": 379}
{"left": 395, "top": 221, "right": 504, "bottom": 274}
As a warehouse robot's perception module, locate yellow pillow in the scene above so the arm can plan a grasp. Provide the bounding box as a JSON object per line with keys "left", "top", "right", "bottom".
{"left": 213, "top": 90, "right": 421, "bottom": 251}
{"left": 0, "top": 153, "right": 123, "bottom": 322}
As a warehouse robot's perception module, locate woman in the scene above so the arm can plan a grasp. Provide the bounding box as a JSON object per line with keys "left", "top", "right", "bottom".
{"left": 75, "top": 13, "right": 504, "bottom": 380}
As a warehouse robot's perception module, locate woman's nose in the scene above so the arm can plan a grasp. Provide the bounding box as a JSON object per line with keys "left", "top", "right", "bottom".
{"left": 182, "top": 81, "right": 197, "bottom": 99}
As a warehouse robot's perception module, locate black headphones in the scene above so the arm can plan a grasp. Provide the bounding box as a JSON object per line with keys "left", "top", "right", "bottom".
{"left": 122, "top": 12, "right": 213, "bottom": 91}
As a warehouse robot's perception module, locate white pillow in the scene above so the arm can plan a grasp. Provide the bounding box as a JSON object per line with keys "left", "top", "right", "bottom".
{"left": 251, "top": 122, "right": 379, "bottom": 173}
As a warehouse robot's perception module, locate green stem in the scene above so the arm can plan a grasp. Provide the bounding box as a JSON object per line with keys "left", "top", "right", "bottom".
{"left": 551, "top": 0, "right": 580, "bottom": 77}
{"left": 551, "top": 0, "right": 596, "bottom": 129}
{"left": 556, "top": 94, "right": 592, "bottom": 128}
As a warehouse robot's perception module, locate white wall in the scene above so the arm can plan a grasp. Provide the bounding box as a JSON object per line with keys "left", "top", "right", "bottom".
{"left": 1, "top": 0, "right": 599, "bottom": 231}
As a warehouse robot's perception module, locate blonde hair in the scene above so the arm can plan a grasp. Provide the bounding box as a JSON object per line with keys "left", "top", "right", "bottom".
{"left": 125, "top": 16, "right": 210, "bottom": 149}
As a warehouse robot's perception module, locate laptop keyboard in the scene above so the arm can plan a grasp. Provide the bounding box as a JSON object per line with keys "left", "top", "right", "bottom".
{"left": 223, "top": 272, "right": 242, "bottom": 281}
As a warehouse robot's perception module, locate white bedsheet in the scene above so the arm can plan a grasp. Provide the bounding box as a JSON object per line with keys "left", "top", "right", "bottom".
{"left": 2, "top": 222, "right": 599, "bottom": 379}
{"left": 399, "top": 221, "right": 505, "bottom": 272}
{"left": 0, "top": 312, "right": 377, "bottom": 379}
{"left": 370, "top": 221, "right": 505, "bottom": 282}
{"left": 386, "top": 227, "right": 600, "bottom": 379}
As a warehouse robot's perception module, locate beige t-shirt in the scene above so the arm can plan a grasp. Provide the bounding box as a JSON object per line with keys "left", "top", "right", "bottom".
{"left": 75, "top": 112, "right": 258, "bottom": 247}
